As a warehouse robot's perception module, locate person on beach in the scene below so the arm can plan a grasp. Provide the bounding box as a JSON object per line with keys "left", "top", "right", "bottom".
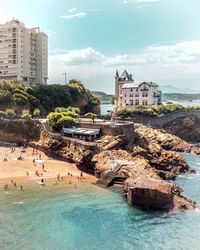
{"left": 13, "top": 182, "right": 17, "bottom": 188}
{"left": 80, "top": 171, "right": 83, "bottom": 180}
{"left": 26, "top": 171, "right": 29, "bottom": 177}
{"left": 42, "top": 164, "right": 45, "bottom": 172}
{"left": 41, "top": 178, "right": 44, "bottom": 184}
{"left": 3, "top": 156, "right": 7, "bottom": 162}
{"left": 35, "top": 170, "right": 39, "bottom": 176}
{"left": 20, "top": 185, "right": 23, "bottom": 191}
{"left": 57, "top": 174, "right": 60, "bottom": 181}
{"left": 4, "top": 184, "right": 8, "bottom": 191}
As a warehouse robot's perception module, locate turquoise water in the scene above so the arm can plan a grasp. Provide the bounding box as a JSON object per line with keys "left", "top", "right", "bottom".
{"left": 100, "top": 104, "right": 114, "bottom": 115}
{"left": 0, "top": 153, "right": 200, "bottom": 250}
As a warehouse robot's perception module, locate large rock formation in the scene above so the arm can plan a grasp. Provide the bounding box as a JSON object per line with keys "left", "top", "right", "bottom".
{"left": 123, "top": 177, "right": 195, "bottom": 210}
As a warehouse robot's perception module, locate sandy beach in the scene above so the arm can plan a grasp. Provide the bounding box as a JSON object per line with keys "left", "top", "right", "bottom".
{"left": 0, "top": 145, "right": 96, "bottom": 188}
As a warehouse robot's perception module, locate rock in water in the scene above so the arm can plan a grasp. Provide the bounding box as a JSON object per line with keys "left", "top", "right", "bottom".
{"left": 123, "top": 177, "right": 196, "bottom": 210}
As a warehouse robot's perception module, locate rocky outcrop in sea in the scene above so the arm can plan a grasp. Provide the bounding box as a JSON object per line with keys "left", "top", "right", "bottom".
{"left": 29, "top": 122, "right": 200, "bottom": 211}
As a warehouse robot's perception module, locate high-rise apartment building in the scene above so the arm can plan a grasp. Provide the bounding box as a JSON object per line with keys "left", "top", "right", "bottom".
{"left": 0, "top": 19, "right": 48, "bottom": 85}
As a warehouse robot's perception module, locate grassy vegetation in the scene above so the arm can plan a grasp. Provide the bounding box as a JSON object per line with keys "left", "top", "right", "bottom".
{"left": 116, "top": 105, "right": 200, "bottom": 118}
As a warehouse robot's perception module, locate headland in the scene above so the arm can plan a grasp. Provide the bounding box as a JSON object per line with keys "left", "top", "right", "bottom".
{"left": 0, "top": 117, "right": 200, "bottom": 211}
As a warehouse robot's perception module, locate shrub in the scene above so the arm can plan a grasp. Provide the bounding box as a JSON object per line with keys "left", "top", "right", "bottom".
{"left": 21, "top": 113, "right": 32, "bottom": 122}
{"left": 55, "top": 106, "right": 80, "bottom": 115}
{"left": 55, "top": 107, "right": 69, "bottom": 113}
{"left": 116, "top": 105, "right": 187, "bottom": 118}
{"left": 33, "top": 109, "right": 41, "bottom": 118}
{"left": 0, "top": 111, "right": 5, "bottom": 117}
{"left": 47, "top": 112, "right": 63, "bottom": 129}
{"left": 5, "top": 109, "right": 15, "bottom": 118}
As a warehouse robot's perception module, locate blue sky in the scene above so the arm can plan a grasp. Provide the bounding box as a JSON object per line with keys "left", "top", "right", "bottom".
{"left": 1, "top": 0, "right": 200, "bottom": 93}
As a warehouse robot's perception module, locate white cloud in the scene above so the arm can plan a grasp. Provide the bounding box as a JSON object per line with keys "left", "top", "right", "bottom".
{"left": 60, "top": 12, "right": 86, "bottom": 20}
{"left": 69, "top": 8, "right": 77, "bottom": 13}
{"left": 136, "top": 0, "right": 159, "bottom": 2}
{"left": 60, "top": 8, "right": 87, "bottom": 20}
{"left": 122, "top": 0, "right": 159, "bottom": 4}
{"left": 49, "top": 41, "right": 200, "bottom": 92}
{"left": 50, "top": 48, "right": 105, "bottom": 65}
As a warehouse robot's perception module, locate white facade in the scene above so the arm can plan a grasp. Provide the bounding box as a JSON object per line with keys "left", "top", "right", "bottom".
{"left": 115, "top": 70, "right": 162, "bottom": 110}
{"left": 0, "top": 19, "right": 48, "bottom": 85}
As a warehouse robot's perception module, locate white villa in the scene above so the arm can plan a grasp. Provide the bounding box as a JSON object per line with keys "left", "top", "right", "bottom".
{"left": 115, "top": 70, "right": 162, "bottom": 110}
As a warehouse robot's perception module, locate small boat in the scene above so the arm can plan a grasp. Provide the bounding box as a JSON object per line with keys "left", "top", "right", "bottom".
{"left": 37, "top": 181, "right": 45, "bottom": 186}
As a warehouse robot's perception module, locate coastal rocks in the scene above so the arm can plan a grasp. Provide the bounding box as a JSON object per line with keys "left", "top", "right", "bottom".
{"left": 34, "top": 122, "right": 198, "bottom": 211}
{"left": 123, "top": 177, "right": 196, "bottom": 210}
{"left": 149, "top": 150, "right": 193, "bottom": 180}
{"left": 164, "top": 116, "right": 200, "bottom": 142}
{"left": 135, "top": 123, "right": 200, "bottom": 154}
{"left": 96, "top": 135, "right": 126, "bottom": 150}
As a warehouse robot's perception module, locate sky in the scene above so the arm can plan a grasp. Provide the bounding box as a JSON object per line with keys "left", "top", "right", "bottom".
{"left": 1, "top": 0, "right": 200, "bottom": 93}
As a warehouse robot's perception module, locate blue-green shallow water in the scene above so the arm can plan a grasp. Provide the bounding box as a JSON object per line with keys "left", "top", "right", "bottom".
{"left": 0, "top": 153, "right": 200, "bottom": 250}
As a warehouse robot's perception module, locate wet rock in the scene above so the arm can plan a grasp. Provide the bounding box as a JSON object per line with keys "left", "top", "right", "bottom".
{"left": 123, "top": 176, "right": 195, "bottom": 210}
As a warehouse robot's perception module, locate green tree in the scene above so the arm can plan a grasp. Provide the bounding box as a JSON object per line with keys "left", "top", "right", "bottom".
{"left": 62, "top": 111, "right": 78, "bottom": 119}
{"left": 57, "top": 116, "right": 75, "bottom": 128}
{"left": 84, "top": 112, "right": 97, "bottom": 123}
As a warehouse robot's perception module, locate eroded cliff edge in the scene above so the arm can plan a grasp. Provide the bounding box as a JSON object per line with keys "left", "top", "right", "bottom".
{"left": 29, "top": 122, "right": 200, "bottom": 211}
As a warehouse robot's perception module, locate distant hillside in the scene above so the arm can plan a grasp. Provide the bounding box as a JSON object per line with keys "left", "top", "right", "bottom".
{"left": 92, "top": 91, "right": 114, "bottom": 104}
{"left": 163, "top": 93, "right": 200, "bottom": 102}
{"left": 161, "top": 85, "right": 200, "bottom": 94}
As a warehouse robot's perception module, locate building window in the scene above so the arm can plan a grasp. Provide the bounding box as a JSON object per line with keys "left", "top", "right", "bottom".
{"left": 130, "top": 88, "right": 133, "bottom": 92}
{"left": 136, "top": 88, "right": 138, "bottom": 92}
{"left": 142, "top": 100, "right": 148, "bottom": 105}
{"left": 135, "top": 100, "right": 139, "bottom": 105}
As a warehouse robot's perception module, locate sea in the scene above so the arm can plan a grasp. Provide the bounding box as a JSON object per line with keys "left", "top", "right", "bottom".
{"left": 0, "top": 153, "right": 200, "bottom": 250}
